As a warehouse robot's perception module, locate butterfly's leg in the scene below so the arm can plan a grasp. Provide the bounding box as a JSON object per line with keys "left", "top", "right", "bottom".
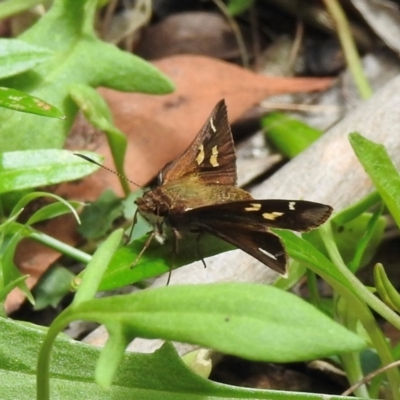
{"left": 194, "top": 231, "right": 207, "bottom": 269}
{"left": 124, "top": 208, "right": 139, "bottom": 245}
{"left": 166, "top": 227, "right": 181, "bottom": 285}
{"left": 131, "top": 230, "right": 155, "bottom": 268}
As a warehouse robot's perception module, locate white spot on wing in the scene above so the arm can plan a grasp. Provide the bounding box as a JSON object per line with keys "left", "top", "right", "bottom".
{"left": 258, "top": 247, "right": 277, "bottom": 260}
{"left": 210, "top": 117, "right": 216, "bottom": 132}
{"left": 289, "top": 201, "right": 296, "bottom": 210}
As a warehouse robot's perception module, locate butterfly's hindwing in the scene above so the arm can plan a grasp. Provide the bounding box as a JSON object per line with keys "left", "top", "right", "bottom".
{"left": 185, "top": 218, "right": 287, "bottom": 273}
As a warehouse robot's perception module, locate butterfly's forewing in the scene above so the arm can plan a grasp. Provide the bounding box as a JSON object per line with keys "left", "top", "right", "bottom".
{"left": 161, "top": 99, "right": 237, "bottom": 186}
{"left": 184, "top": 200, "right": 333, "bottom": 231}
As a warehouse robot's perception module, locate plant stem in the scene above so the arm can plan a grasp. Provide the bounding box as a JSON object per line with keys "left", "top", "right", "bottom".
{"left": 323, "top": 0, "right": 373, "bottom": 100}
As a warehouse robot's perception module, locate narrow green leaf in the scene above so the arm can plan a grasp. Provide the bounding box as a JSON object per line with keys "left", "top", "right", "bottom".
{"left": 262, "top": 113, "right": 322, "bottom": 158}
{"left": 27, "top": 201, "right": 82, "bottom": 225}
{"left": 277, "top": 230, "right": 351, "bottom": 288}
{"left": 0, "top": 230, "right": 33, "bottom": 304}
{"left": 73, "top": 229, "right": 123, "bottom": 305}
{"left": 69, "top": 283, "right": 366, "bottom": 362}
{"left": 0, "top": 150, "right": 101, "bottom": 194}
{"left": 0, "top": 87, "right": 64, "bottom": 118}
{"left": 349, "top": 133, "right": 400, "bottom": 227}
{"left": 374, "top": 263, "right": 400, "bottom": 312}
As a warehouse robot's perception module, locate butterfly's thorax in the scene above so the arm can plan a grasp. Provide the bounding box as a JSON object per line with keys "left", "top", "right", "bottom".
{"left": 163, "top": 181, "right": 252, "bottom": 213}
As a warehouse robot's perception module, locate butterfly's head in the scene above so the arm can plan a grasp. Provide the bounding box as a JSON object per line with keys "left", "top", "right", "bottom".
{"left": 135, "top": 188, "right": 170, "bottom": 218}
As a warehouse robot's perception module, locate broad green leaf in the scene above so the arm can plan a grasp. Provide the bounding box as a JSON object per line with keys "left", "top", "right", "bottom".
{"left": 0, "top": 39, "right": 52, "bottom": 79}
{"left": 0, "top": 150, "right": 101, "bottom": 194}
{"left": 98, "top": 231, "right": 234, "bottom": 291}
{"left": 0, "top": 87, "right": 64, "bottom": 118}
{"left": 0, "top": 0, "right": 174, "bottom": 152}
{"left": 262, "top": 113, "right": 322, "bottom": 158}
{"left": 349, "top": 133, "right": 400, "bottom": 227}
{"left": 0, "top": 318, "right": 364, "bottom": 400}
{"left": 67, "top": 283, "right": 366, "bottom": 365}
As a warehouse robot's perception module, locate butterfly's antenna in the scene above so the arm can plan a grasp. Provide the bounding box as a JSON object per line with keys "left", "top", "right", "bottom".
{"left": 74, "top": 153, "right": 142, "bottom": 189}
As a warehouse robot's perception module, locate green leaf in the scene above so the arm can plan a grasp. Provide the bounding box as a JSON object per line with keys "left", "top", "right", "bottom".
{"left": 262, "top": 113, "right": 322, "bottom": 158}
{"left": 374, "top": 263, "right": 400, "bottom": 313}
{"left": 0, "top": 150, "right": 101, "bottom": 194}
{"left": 305, "top": 213, "right": 385, "bottom": 270}
{"left": 73, "top": 229, "right": 123, "bottom": 305}
{"left": 227, "top": 0, "right": 254, "bottom": 15}
{"left": 33, "top": 265, "right": 75, "bottom": 310}
{"left": 98, "top": 231, "right": 234, "bottom": 291}
{"left": 26, "top": 200, "right": 82, "bottom": 225}
{"left": 0, "top": 0, "right": 174, "bottom": 152}
{"left": 78, "top": 190, "right": 123, "bottom": 240}
{"left": 0, "top": 87, "right": 64, "bottom": 118}
{"left": 0, "top": 38, "right": 52, "bottom": 79}
{"left": 277, "top": 230, "right": 350, "bottom": 288}
{"left": 0, "top": 230, "right": 33, "bottom": 304}
{"left": 68, "top": 283, "right": 366, "bottom": 365}
{"left": 349, "top": 133, "right": 400, "bottom": 228}
{"left": 0, "top": 318, "right": 364, "bottom": 400}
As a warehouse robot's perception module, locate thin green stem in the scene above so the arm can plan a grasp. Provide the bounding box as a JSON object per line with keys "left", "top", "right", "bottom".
{"left": 26, "top": 229, "right": 92, "bottom": 264}
{"left": 320, "top": 222, "right": 400, "bottom": 329}
{"left": 323, "top": 0, "right": 373, "bottom": 100}
{"left": 320, "top": 222, "right": 400, "bottom": 399}
{"left": 212, "top": 0, "right": 249, "bottom": 68}
{"left": 333, "top": 191, "right": 381, "bottom": 225}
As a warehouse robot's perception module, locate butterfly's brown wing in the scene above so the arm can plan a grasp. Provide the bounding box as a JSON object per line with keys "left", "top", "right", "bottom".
{"left": 161, "top": 99, "right": 237, "bottom": 186}
{"left": 200, "top": 221, "right": 288, "bottom": 273}
{"left": 178, "top": 199, "right": 333, "bottom": 274}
